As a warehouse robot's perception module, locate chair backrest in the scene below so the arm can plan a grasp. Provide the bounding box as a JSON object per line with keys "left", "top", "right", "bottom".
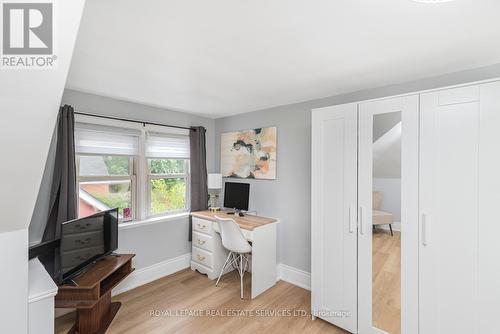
{"left": 373, "top": 191, "right": 382, "bottom": 210}
{"left": 214, "top": 216, "right": 252, "bottom": 254}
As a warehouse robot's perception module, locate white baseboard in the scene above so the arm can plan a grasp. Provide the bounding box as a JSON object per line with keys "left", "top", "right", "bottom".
{"left": 56, "top": 256, "right": 311, "bottom": 319}
{"left": 277, "top": 263, "right": 311, "bottom": 291}
{"left": 113, "top": 253, "right": 191, "bottom": 296}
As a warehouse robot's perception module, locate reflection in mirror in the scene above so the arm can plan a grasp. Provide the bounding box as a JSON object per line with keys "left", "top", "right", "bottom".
{"left": 372, "top": 112, "right": 401, "bottom": 334}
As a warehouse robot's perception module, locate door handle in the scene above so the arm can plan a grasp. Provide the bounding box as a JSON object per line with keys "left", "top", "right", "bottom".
{"left": 422, "top": 213, "right": 428, "bottom": 246}
{"left": 349, "top": 205, "right": 355, "bottom": 233}
{"left": 359, "top": 206, "right": 364, "bottom": 235}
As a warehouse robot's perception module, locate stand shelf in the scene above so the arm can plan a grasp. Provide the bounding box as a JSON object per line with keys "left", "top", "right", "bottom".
{"left": 55, "top": 254, "right": 135, "bottom": 334}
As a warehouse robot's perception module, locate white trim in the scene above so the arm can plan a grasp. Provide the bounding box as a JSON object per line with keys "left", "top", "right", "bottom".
{"left": 113, "top": 253, "right": 191, "bottom": 296}
{"left": 28, "top": 258, "right": 58, "bottom": 304}
{"left": 29, "top": 289, "right": 58, "bottom": 304}
{"left": 78, "top": 188, "right": 110, "bottom": 211}
{"left": 118, "top": 212, "right": 190, "bottom": 231}
{"left": 277, "top": 263, "right": 311, "bottom": 291}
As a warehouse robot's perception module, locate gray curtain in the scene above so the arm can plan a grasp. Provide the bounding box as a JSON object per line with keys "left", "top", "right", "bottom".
{"left": 189, "top": 126, "right": 208, "bottom": 241}
{"left": 41, "top": 105, "right": 77, "bottom": 278}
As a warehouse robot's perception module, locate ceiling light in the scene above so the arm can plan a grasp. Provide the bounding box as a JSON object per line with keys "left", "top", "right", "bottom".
{"left": 411, "top": 0, "right": 454, "bottom": 3}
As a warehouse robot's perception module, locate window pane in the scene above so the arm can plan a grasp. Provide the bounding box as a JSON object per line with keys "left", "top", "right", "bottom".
{"left": 148, "top": 159, "right": 185, "bottom": 175}
{"left": 150, "top": 178, "right": 186, "bottom": 215}
{"left": 79, "top": 155, "right": 130, "bottom": 176}
{"left": 79, "top": 180, "right": 132, "bottom": 220}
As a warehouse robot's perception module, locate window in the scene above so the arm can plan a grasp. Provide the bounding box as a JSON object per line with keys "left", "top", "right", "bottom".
{"left": 75, "top": 125, "right": 139, "bottom": 221}
{"left": 77, "top": 155, "right": 135, "bottom": 221}
{"left": 148, "top": 159, "right": 188, "bottom": 215}
{"left": 74, "top": 120, "right": 190, "bottom": 223}
{"left": 145, "top": 133, "right": 190, "bottom": 217}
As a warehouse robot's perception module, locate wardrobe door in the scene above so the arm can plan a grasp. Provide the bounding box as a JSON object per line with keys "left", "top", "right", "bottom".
{"left": 311, "top": 103, "right": 358, "bottom": 333}
{"left": 478, "top": 81, "right": 500, "bottom": 333}
{"left": 419, "top": 86, "right": 480, "bottom": 334}
{"left": 358, "top": 96, "right": 419, "bottom": 334}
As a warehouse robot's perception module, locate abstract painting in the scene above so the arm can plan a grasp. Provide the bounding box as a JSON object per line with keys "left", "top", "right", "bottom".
{"left": 221, "top": 127, "right": 277, "bottom": 180}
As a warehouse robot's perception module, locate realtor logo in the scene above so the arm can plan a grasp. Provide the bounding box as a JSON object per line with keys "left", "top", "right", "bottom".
{"left": 1, "top": 2, "right": 56, "bottom": 68}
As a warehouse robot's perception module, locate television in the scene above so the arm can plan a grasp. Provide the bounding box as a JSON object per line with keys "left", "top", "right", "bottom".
{"left": 59, "top": 208, "right": 119, "bottom": 283}
{"left": 223, "top": 182, "right": 250, "bottom": 211}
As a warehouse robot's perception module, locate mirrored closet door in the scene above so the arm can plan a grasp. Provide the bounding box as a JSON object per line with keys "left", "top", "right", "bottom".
{"left": 358, "top": 96, "right": 419, "bottom": 334}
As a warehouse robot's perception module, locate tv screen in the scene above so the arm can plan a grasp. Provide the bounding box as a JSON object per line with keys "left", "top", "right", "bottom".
{"left": 60, "top": 208, "right": 118, "bottom": 282}
{"left": 223, "top": 182, "right": 250, "bottom": 211}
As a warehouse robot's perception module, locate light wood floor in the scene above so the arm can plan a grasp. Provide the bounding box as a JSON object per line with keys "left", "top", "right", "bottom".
{"left": 56, "top": 231, "right": 401, "bottom": 334}
{"left": 372, "top": 229, "right": 401, "bottom": 334}
{"left": 55, "top": 268, "right": 348, "bottom": 334}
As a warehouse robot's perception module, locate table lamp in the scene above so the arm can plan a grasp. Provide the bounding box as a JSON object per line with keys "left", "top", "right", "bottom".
{"left": 207, "top": 173, "right": 222, "bottom": 211}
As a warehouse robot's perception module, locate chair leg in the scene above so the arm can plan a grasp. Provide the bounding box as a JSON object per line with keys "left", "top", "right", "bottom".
{"left": 239, "top": 254, "right": 244, "bottom": 299}
{"left": 389, "top": 224, "right": 393, "bottom": 236}
{"left": 216, "top": 252, "right": 232, "bottom": 286}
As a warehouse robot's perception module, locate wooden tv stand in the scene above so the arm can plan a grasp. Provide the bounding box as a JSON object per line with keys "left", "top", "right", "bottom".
{"left": 55, "top": 254, "right": 135, "bottom": 334}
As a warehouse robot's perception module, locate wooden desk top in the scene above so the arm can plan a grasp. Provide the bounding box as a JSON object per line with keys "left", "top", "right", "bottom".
{"left": 191, "top": 210, "right": 277, "bottom": 231}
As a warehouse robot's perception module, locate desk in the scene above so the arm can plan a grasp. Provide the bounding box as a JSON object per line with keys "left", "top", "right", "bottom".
{"left": 190, "top": 210, "right": 279, "bottom": 299}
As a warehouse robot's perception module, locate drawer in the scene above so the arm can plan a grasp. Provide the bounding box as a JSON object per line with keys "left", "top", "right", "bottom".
{"left": 192, "top": 231, "right": 213, "bottom": 251}
{"left": 192, "top": 217, "right": 213, "bottom": 236}
{"left": 61, "top": 230, "right": 104, "bottom": 252}
{"left": 192, "top": 247, "right": 213, "bottom": 268}
{"left": 60, "top": 245, "right": 105, "bottom": 271}
{"left": 63, "top": 217, "right": 103, "bottom": 234}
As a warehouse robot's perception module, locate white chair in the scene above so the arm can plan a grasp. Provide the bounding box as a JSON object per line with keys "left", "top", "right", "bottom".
{"left": 214, "top": 216, "right": 252, "bottom": 299}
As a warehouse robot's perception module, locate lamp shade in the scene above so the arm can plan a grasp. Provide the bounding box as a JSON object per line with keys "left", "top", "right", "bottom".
{"left": 207, "top": 173, "right": 222, "bottom": 189}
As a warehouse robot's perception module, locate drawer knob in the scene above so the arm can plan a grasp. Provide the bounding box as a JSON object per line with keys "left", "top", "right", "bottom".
{"left": 197, "top": 254, "right": 206, "bottom": 261}
{"left": 197, "top": 239, "right": 206, "bottom": 245}
{"left": 197, "top": 224, "right": 206, "bottom": 229}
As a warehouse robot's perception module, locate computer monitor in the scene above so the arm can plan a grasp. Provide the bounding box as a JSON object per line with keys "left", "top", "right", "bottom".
{"left": 223, "top": 182, "right": 250, "bottom": 211}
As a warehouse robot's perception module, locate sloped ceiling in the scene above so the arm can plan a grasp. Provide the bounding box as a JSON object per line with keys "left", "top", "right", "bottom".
{"left": 66, "top": 0, "right": 500, "bottom": 118}
{"left": 0, "top": 1, "right": 86, "bottom": 232}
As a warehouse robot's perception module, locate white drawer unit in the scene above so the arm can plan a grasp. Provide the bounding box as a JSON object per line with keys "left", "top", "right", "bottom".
{"left": 192, "top": 231, "right": 213, "bottom": 252}
{"left": 190, "top": 217, "right": 230, "bottom": 280}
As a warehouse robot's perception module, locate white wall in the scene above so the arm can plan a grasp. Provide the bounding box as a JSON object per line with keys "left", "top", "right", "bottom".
{"left": 0, "top": 1, "right": 85, "bottom": 332}
{"left": 373, "top": 178, "right": 401, "bottom": 222}
{"left": 0, "top": 230, "right": 29, "bottom": 333}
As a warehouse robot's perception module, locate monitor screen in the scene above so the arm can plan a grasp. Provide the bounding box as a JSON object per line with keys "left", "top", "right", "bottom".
{"left": 223, "top": 182, "right": 250, "bottom": 211}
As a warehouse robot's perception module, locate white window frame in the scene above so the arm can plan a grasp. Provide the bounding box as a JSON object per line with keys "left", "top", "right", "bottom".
{"left": 76, "top": 154, "right": 137, "bottom": 222}
{"left": 145, "top": 158, "right": 190, "bottom": 218}
{"left": 75, "top": 113, "right": 191, "bottom": 224}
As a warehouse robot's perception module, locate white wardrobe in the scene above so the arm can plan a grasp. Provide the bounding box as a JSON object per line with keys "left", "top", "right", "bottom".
{"left": 311, "top": 80, "right": 500, "bottom": 334}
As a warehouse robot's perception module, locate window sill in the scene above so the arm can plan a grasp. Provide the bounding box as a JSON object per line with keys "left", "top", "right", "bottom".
{"left": 118, "top": 212, "right": 190, "bottom": 231}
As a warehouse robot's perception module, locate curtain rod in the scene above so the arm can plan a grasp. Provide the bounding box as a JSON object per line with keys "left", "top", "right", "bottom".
{"left": 74, "top": 111, "right": 196, "bottom": 131}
